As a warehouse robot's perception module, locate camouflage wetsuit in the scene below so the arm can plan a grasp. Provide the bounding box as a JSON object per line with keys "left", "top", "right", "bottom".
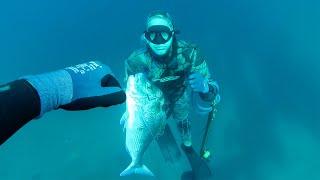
{"left": 124, "top": 40, "right": 219, "bottom": 142}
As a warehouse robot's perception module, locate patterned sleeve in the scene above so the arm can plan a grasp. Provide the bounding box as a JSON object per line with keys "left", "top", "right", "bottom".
{"left": 190, "top": 46, "right": 220, "bottom": 104}
{"left": 124, "top": 51, "right": 145, "bottom": 82}
{"left": 124, "top": 59, "right": 134, "bottom": 82}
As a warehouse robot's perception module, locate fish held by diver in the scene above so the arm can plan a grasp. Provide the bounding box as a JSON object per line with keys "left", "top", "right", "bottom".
{"left": 120, "top": 73, "right": 166, "bottom": 177}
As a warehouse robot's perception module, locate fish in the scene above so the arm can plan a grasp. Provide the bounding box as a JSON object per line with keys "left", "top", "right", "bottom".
{"left": 120, "top": 73, "right": 166, "bottom": 177}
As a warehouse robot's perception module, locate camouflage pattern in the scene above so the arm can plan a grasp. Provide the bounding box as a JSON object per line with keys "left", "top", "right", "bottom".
{"left": 124, "top": 40, "right": 218, "bottom": 121}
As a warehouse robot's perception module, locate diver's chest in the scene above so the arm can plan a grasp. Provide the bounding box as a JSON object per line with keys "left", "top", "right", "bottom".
{"left": 147, "top": 56, "right": 192, "bottom": 83}
{"left": 144, "top": 64, "right": 190, "bottom": 94}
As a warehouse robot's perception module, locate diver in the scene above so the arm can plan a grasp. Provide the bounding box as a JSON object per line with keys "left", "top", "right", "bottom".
{"left": 0, "top": 61, "right": 126, "bottom": 146}
{"left": 121, "top": 11, "right": 220, "bottom": 177}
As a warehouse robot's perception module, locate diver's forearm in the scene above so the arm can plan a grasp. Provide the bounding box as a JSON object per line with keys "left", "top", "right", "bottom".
{"left": 0, "top": 80, "right": 41, "bottom": 145}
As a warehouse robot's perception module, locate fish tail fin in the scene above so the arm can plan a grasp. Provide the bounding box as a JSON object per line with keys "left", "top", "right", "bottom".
{"left": 120, "top": 163, "right": 154, "bottom": 177}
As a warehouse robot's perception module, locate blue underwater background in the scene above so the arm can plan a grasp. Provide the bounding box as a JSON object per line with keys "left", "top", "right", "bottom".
{"left": 0, "top": 0, "right": 320, "bottom": 179}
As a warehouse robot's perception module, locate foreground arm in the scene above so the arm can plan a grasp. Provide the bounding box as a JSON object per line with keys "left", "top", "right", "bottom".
{"left": 0, "top": 61, "right": 126, "bottom": 146}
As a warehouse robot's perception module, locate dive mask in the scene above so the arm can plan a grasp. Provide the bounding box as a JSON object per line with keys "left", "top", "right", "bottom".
{"left": 144, "top": 25, "right": 174, "bottom": 45}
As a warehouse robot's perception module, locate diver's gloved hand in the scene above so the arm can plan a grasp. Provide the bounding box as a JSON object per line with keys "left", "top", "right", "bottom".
{"left": 24, "top": 61, "right": 126, "bottom": 116}
{"left": 188, "top": 72, "right": 209, "bottom": 94}
{"left": 60, "top": 61, "right": 126, "bottom": 110}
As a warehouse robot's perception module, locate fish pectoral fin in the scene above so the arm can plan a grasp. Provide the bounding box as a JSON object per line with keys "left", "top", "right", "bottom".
{"left": 120, "top": 112, "right": 128, "bottom": 127}
{"left": 120, "top": 163, "right": 154, "bottom": 177}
